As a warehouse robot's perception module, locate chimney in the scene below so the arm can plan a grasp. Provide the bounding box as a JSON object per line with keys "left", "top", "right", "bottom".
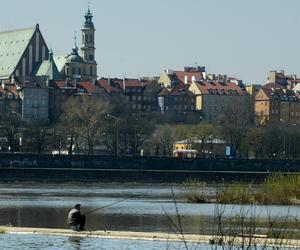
{"left": 108, "top": 76, "right": 111, "bottom": 86}
{"left": 11, "top": 75, "right": 15, "bottom": 84}
{"left": 197, "top": 66, "right": 206, "bottom": 72}
{"left": 268, "top": 71, "right": 277, "bottom": 84}
{"left": 123, "top": 78, "right": 126, "bottom": 91}
{"left": 191, "top": 76, "right": 196, "bottom": 82}
{"left": 184, "top": 75, "right": 188, "bottom": 84}
{"left": 1, "top": 82, "right": 5, "bottom": 90}
{"left": 92, "top": 78, "right": 96, "bottom": 85}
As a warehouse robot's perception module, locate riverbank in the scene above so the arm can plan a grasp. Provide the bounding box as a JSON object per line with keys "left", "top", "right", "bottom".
{"left": 2, "top": 227, "right": 300, "bottom": 248}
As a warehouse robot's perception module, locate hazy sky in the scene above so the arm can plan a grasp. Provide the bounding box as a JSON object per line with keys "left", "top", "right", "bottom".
{"left": 1, "top": 0, "right": 300, "bottom": 84}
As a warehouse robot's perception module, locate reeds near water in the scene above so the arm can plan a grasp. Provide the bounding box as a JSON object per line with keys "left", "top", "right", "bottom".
{"left": 184, "top": 174, "right": 300, "bottom": 205}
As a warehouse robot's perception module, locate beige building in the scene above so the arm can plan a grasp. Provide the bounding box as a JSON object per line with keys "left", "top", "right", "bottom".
{"left": 188, "top": 80, "right": 248, "bottom": 121}
{"left": 158, "top": 66, "right": 205, "bottom": 88}
{"left": 255, "top": 83, "right": 300, "bottom": 125}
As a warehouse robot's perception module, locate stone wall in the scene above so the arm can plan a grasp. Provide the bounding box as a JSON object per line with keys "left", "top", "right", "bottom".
{"left": 0, "top": 153, "right": 299, "bottom": 182}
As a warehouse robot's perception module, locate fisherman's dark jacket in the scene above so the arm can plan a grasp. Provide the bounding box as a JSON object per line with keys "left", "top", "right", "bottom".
{"left": 67, "top": 208, "right": 81, "bottom": 226}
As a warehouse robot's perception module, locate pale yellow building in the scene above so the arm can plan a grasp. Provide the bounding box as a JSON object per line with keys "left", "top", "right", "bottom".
{"left": 188, "top": 80, "right": 248, "bottom": 121}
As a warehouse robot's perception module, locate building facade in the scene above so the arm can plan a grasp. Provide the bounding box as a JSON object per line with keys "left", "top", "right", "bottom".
{"left": 188, "top": 80, "right": 248, "bottom": 121}
{"left": 20, "top": 79, "right": 49, "bottom": 122}
{"left": 255, "top": 83, "right": 300, "bottom": 125}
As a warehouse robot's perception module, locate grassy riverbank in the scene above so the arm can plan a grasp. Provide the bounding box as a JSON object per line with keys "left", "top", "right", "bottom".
{"left": 185, "top": 173, "right": 300, "bottom": 205}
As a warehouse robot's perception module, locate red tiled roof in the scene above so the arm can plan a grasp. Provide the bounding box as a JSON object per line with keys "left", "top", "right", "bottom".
{"left": 158, "top": 88, "right": 170, "bottom": 96}
{"left": 98, "top": 77, "right": 146, "bottom": 91}
{"left": 51, "top": 80, "right": 98, "bottom": 94}
{"left": 194, "top": 81, "right": 247, "bottom": 96}
{"left": 51, "top": 80, "right": 74, "bottom": 88}
{"left": 76, "top": 81, "right": 97, "bottom": 94}
{"left": 97, "top": 79, "right": 121, "bottom": 94}
{"left": 0, "top": 84, "right": 19, "bottom": 97}
{"left": 5, "top": 85, "right": 19, "bottom": 95}
{"left": 173, "top": 71, "right": 203, "bottom": 84}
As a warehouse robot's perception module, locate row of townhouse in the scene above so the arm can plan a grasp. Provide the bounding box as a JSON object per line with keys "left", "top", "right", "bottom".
{"left": 158, "top": 66, "right": 249, "bottom": 121}
{"left": 0, "top": 65, "right": 250, "bottom": 124}
{"left": 254, "top": 70, "right": 300, "bottom": 125}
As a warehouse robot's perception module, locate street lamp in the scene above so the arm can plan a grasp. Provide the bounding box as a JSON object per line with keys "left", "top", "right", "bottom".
{"left": 280, "top": 119, "right": 287, "bottom": 159}
{"left": 9, "top": 110, "right": 23, "bottom": 153}
{"left": 106, "top": 114, "right": 121, "bottom": 156}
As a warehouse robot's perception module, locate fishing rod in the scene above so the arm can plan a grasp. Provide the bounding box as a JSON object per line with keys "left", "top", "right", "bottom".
{"left": 85, "top": 198, "right": 128, "bottom": 215}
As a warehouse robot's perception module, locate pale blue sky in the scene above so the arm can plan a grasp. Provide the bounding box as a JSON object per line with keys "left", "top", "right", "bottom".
{"left": 1, "top": 0, "right": 300, "bottom": 84}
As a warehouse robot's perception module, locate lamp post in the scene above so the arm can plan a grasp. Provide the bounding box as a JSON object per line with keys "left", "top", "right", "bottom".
{"left": 280, "top": 119, "right": 287, "bottom": 159}
{"left": 106, "top": 114, "right": 121, "bottom": 156}
{"left": 10, "top": 110, "right": 22, "bottom": 153}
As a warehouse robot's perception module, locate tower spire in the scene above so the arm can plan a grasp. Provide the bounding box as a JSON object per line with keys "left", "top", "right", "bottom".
{"left": 74, "top": 31, "right": 77, "bottom": 47}
{"left": 81, "top": 2, "right": 97, "bottom": 80}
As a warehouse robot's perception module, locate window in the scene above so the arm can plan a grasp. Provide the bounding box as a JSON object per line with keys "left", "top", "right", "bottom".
{"left": 89, "top": 55, "right": 94, "bottom": 60}
{"left": 78, "top": 68, "right": 81, "bottom": 75}
{"left": 72, "top": 68, "right": 75, "bottom": 75}
{"left": 86, "top": 35, "right": 89, "bottom": 43}
{"left": 90, "top": 35, "right": 93, "bottom": 43}
{"left": 66, "top": 68, "right": 69, "bottom": 75}
{"left": 90, "top": 66, "right": 93, "bottom": 75}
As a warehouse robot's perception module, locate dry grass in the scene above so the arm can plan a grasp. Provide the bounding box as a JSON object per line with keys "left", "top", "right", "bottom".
{"left": 183, "top": 179, "right": 207, "bottom": 203}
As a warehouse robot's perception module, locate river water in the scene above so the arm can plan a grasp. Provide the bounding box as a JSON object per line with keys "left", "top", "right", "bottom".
{"left": 0, "top": 183, "right": 299, "bottom": 249}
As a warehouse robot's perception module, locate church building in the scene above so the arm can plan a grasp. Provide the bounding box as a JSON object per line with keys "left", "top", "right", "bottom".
{"left": 54, "top": 7, "right": 98, "bottom": 81}
{"left": 0, "top": 7, "right": 98, "bottom": 83}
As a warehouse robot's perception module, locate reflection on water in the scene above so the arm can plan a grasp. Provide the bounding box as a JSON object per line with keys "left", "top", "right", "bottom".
{"left": 0, "top": 234, "right": 194, "bottom": 250}
{"left": 0, "top": 234, "right": 283, "bottom": 250}
{"left": 0, "top": 183, "right": 299, "bottom": 234}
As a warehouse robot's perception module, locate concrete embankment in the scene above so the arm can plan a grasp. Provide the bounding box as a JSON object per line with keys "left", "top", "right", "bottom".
{"left": 0, "top": 153, "right": 299, "bottom": 182}
{"left": 2, "top": 227, "right": 300, "bottom": 248}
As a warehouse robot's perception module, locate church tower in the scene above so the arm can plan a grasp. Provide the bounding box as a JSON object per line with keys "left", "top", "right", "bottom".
{"left": 81, "top": 6, "right": 97, "bottom": 80}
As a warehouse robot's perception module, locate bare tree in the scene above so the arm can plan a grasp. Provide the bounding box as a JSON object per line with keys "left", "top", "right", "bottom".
{"left": 62, "top": 96, "right": 109, "bottom": 155}
{"left": 218, "top": 97, "right": 251, "bottom": 157}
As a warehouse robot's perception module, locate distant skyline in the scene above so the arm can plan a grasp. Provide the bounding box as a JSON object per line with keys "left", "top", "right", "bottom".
{"left": 1, "top": 0, "right": 300, "bottom": 84}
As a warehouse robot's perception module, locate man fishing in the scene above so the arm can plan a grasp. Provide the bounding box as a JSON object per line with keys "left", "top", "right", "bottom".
{"left": 67, "top": 204, "right": 86, "bottom": 231}
{"left": 67, "top": 199, "right": 127, "bottom": 231}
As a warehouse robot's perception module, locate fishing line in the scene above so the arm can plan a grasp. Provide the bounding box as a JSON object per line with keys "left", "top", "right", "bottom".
{"left": 85, "top": 198, "right": 128, "bottom": 215}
